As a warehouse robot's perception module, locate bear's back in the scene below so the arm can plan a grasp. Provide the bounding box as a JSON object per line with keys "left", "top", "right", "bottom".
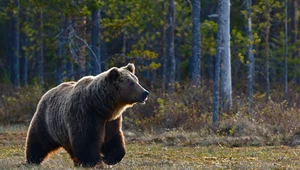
{"left": 40, "top": 81, "right": 76, "bottom": 145}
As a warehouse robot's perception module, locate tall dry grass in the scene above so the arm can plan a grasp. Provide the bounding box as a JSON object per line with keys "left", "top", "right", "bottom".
{"left": 1, "top": 81, "right": 300, "bottom": 146}
{"left": 0, "top": 84, "right": 42, "bottom": 124}
{"left": 124, "top": 81, "right": 300, "bottom": 146}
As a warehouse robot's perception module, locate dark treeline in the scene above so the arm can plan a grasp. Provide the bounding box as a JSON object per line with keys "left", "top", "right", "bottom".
{"left": 0, "top": 0, "right": 299, "bottom": 108}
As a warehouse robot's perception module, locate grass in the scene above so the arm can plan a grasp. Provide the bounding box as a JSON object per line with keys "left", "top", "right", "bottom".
{"left": 1, "top": 125, "right": 300, "bottom": 169}
{"left": 1, "top": 83, "right": 300, "bottom": 169}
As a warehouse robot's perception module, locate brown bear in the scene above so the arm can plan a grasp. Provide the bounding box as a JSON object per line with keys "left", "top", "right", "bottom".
{"left": 25, "top": 63, "right": 149, "bottom": 167}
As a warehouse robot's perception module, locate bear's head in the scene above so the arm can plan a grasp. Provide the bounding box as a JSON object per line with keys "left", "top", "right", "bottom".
{"left": 107, "top": 63, "right": 149, "bottom": 105}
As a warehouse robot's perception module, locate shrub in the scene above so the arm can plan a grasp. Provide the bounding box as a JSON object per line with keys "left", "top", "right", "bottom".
{"left": 2, "top": 81, "right": 300, "bottom": 146}
{"left": 0, "top": 84, "right": 43, "bottom": 124}
{"left": 124, "top": 82, "right": 214, "bottom": 132}
{"left": 123, "top": 81, "right": 300, "bottom": 146}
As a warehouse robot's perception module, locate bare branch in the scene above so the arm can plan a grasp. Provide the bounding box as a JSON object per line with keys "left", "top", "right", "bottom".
{"left": 54, "top": 29, "right": 65, "bottom": 39}
{"left": 208, "top": 14, "right": 218, "bottom": 18}
{"left": 55, "top": 23, "right": 101, "bottom": 70}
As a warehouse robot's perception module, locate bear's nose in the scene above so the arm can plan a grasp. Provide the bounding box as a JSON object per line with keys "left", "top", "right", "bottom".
{"left": 143, "top": 90, "right": 149, "bottom": 98}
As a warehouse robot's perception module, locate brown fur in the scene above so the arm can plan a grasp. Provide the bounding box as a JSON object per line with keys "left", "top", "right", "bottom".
{"left": 25, "top": 63, "right": 149, "bottom": 167}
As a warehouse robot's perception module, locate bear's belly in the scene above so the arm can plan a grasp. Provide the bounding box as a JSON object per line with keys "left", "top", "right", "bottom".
{"left": 45, "top": 112, "right": 70, "bottom": 145}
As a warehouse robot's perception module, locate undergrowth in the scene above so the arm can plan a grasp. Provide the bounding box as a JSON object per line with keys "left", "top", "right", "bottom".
{"left": 124, "top": 81, "right": 300, "bottom": 146}
{"left": 1, "top": 81, "right": 300, "bottom": 146}
{"left": 0, "top": 84, "right": 42, "bottom": 124}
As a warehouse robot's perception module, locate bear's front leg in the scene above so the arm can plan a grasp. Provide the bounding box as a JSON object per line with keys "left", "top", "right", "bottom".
{"left": 72, "top": 141, "right": 100, "bottom": 167}
{"left": 102, "top": 116, "right": 126, "bottom": 165}
{"left": 71, "top": 120, "right": 106, "bottom": 167}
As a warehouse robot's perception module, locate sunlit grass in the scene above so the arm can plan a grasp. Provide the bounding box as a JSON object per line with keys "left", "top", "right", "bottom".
{"left": 1, "top": 126, "right": 300, "bottom": 169}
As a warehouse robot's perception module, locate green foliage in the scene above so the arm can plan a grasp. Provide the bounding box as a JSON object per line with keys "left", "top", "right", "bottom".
{"left": 0, "top": 0, "right": 296, "bottom": 90}
{"left": 128, "top": 49, "right": 158, "bottom": 60}
{"left": 0, "top": 71, "right": 11, "bottom": 84}
{"left": 156, "top": 98, "right": 165, "bottom": 114}
{"left": 252, "top": 0, "right": 284, "bottom": 36}
{"left": 125, "top": 49, "right": 160, "bottom": 72}
{"left": 231, "top": 28, "right": 247, "bottom": 64}
{"left": 201, "top": 20, "right": 218, "bottom": 56}
{"left": 148, "top": 62, "right": 160, "bottom": 71}
{"left": 87, "top": 0, "right": 103, "bottom": 11}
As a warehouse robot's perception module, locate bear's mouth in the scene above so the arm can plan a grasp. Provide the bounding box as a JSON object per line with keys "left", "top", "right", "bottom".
{"left": 135, "top": 96, "right": 148, "bottom": 104}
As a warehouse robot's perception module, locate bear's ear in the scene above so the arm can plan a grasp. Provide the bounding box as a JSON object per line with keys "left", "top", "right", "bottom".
{"left": 125, "top": 63, "right": 135, "bottom": 74}
{"left": 108, "top": 68, "right": 120, "bottom": 81}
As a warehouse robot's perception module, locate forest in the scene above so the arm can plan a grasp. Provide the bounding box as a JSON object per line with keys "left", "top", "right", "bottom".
{"left": 1, "top": 0, "right": 300, "bottom": 169}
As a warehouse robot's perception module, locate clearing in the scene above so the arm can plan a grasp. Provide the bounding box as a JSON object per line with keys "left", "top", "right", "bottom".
{"left": 0, "top": 125, "right": 300, "bottom": 169}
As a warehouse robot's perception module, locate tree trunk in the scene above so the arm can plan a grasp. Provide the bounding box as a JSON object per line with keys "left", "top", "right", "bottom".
{"left": 284, "top": 0, "right": 288, "bottom": 97}
{"left": 20, "top": 55, "right": 28, "bottom": 86}
{"left": 213, "top": 0, "right": 224, "bottom": 129}
{"left": 247, "top": 0, "right": 254, "bottom": 117}
{"left": 208, "top": 56, "right": 214, "bottom": 80}
{"left": 167, "top": 0, "right": 176, "bottom": 93}
{"left": 11, "top": 0, "right": 20, "bottom": 87}
{"left": 91, "top": 8, "right": 101, "bottom": 75}
{"left": 265, "top": 4, "right": 271, "bottom": 100}
{"left": 161, "top": 3, "right": 167, "bottom": 92}
{"left": 56, "top": 17, "right": 66, "bottom": 85}
{"left": 291, "top": 0, "right": 298, "bottom": 82}
{"left": 0, "top": 59, "right": 5, "bottom": 79}
{"left": 20, "top": 10, "right": 28, "bottom": 87}
{"left": 37, "top": 11, "right": 44, "bottom": 87}
{"left": 122, "top": 28, "right": 126, "bottom": 55}
{"left": 191, "top": 0, "right": 201, "bottom": 86}
{"left": 161, "top": 26, "right": 167, "bottom": 92}
{"left": 20, "top": 32, "right": 28, "bottom": 86}
{"left": 144, "top": 59, "right": 150, "bottom": 80}
{"left": 67, "top": 57, "right": 74, "bottom": 81}
{"left": 4, "top": 18, "right": 11, "bottom": 81}
{"left": 101, "top": 40, "right": 108, "bottom": 72}
{"left": 220, "top": 0, "right": 232, "bottom": 112}
{"left": 66, "top": 18, "right": 75, "bottom": 81}
{"left": 79, "top": 18, "right": 86, "bottom": 78}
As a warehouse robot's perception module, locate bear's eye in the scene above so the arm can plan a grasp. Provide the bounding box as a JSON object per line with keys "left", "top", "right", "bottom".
{"left": 129, "top": 81, "right": 134, "bottom": 86}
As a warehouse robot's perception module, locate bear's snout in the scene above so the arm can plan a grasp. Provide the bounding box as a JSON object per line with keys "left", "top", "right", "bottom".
{"left": 142, "top": 90, "right": 149, "bottom": 99}
{"left": 134, "top": 88, "right": 149, "bottom": 104}
{"left": 140, "top": 90, "right": 149, "bottom": 103}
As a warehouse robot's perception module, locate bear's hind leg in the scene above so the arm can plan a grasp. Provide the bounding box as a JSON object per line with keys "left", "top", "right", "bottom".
{"left": 25, "top": 126, "right": 60, "bottom": 164}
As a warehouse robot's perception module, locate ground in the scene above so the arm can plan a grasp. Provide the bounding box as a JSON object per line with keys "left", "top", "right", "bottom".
{"left": 1, "top": 125, "right": 300, "bottom": 169}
